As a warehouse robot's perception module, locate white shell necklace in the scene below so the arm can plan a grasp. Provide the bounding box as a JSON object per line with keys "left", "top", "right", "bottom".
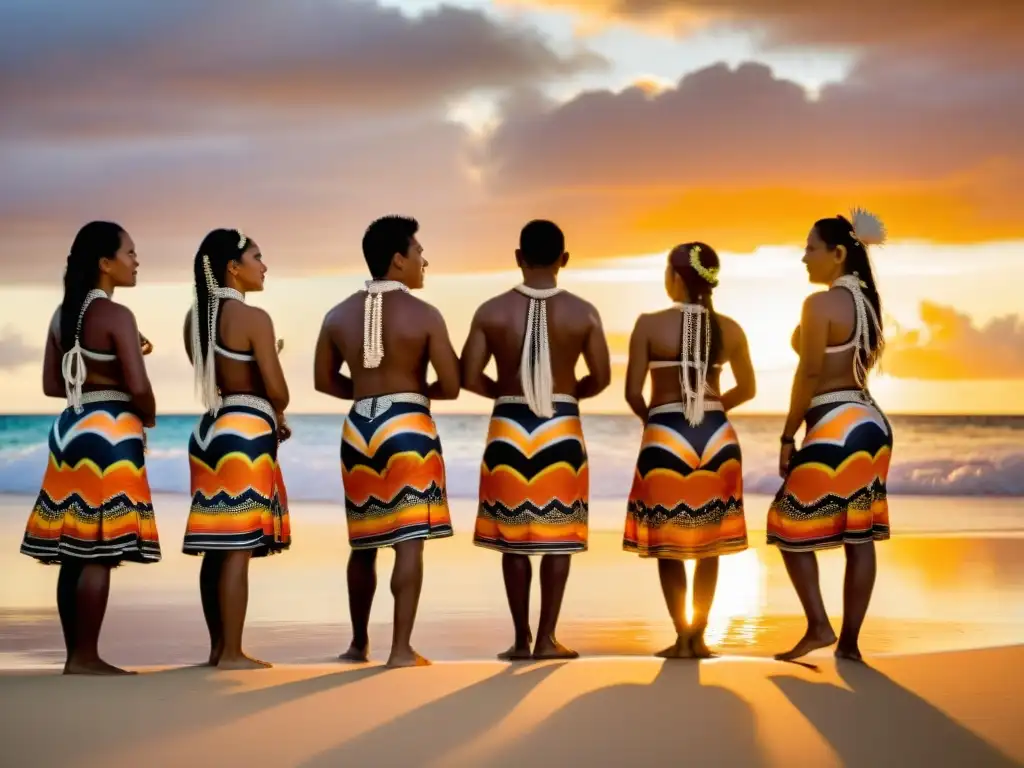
{"left": 514, "top": 284, "right": 563, "bottom": 418}
{"left": 363, "top": 280, "right": 409, "bottom": 369}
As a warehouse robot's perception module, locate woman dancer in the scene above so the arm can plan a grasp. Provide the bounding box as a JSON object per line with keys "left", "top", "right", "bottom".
{"left": 181, "top": 228, "right": 291, "bottom": 670}
{"left": 768, "top": 209, "right": 892, "bottom": 662}
{"left": 21, "top": 221, "right": 160, "bottom": 675}
{"left": 623, "top": 242, "right": 756, "bottom": 658}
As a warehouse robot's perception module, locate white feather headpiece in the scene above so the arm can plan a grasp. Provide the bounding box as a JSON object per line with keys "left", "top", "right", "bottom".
{"left": 850, "top": 207, "right": 887, "bottom": 247}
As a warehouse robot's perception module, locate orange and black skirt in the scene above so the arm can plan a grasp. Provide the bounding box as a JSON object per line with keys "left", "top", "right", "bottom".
{"left": 342, "top": 393, "right": 452, "bottom": 550}
{"left": 184, "top": 395, "right": 291, "bottom": 556}
{"left": 767, "top": 389, "right": 892, "bottom": 552}
{"left": 21, "top": 391, "right": 161, "bottom": 565}
{"left": 624, "top": 402, "right": 747, "bottom": 559}
{"left": 474, "top": 396, "right": 589, "bottom": 555}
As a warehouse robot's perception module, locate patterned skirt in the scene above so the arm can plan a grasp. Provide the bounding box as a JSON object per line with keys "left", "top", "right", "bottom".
{"left": 624, "top": 402, "right": 746, "bottom": 560}
{"left": 21, "top": 391, "right": 161, "bottom": 565}
{"left": 474, "top": 396, "right": 589, "bottom": 556}
{"left": 184, "top": 395, "right": 291, "bottom": 556}
{"left": 342, "top": 393, "right": 452, "bottom": 550}
{"left": 767, "top": 389, "right": 892, "bottom": 552}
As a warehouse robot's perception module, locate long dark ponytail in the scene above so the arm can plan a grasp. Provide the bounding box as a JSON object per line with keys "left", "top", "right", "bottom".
{"left": 60, "top": 222, "right": 124, "bottom": 352}
{"left": 814, "top": 215, "right": 885, "bottom": 371}
{"left": 191, "top": 228, "right": 249, "bottom": 410}
{"left": 669, "top": 241, "right": 723, "bottom": 393}
{"left": 192, "top": 228, "right": 247, "bottom": 363}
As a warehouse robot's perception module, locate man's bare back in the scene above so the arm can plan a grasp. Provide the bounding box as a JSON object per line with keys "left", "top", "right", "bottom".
{"left": 467, "top": 289, "right": 606, "bottom": 399}
{"left": 318, "top": 291, "right": 457, "bottom": 401}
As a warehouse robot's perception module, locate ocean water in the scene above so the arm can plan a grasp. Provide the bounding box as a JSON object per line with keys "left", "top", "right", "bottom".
{"left": 2, "top": 412, "right": 1023, "bottom": 507}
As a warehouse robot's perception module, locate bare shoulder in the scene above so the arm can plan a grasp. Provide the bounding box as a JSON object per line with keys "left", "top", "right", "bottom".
{"left": 240, "top": 303, "right": 274, "bottom": 330}
{"left": 400, "top": 292, "right": 448, "bottom": 327}
{"left": 803, "top": 289, "right": 833, "bottom": 316}
{"left": 559, "top": 290, "right": 603, "bottom": 325}
{"left": 102, "top": 298, "right": 136, "bottom": 324}
{"left": 472, "top": 292, "right": 513, "bottom": 323}
{"left": 324, "top": 293, "right": 362, "bottom": 324}
{"left": 715, "top": 312, "right": 745, "bottom": 338}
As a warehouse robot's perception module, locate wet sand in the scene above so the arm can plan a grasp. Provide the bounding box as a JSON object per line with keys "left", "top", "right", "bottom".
{"left": 2, "top": 494, "right": 1023, "bottom": 666}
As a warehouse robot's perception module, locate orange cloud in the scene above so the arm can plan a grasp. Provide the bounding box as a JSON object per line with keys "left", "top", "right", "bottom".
{"left": 507, "top": 1, "right": 1021, "bottom": 59}
{"left": 482, "top": 60, "right": 1023, "bottom": 253}
{"left": 1, "top": 1, "right": 1021, "bottom": 285}
{"left": 884, "top": 303, "right": 1024, "bottom": 380}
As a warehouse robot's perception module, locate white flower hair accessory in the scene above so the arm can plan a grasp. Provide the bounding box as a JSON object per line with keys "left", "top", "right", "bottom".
{"left": 237, "top": 230, "right": 247, "bottom": 250}
{"left": 849, "top": 207, "right": 887, "bottom": 248}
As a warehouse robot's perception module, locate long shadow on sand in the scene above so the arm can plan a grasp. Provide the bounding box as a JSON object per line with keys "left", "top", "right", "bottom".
{"left": 485, "top": 660, "right": 766, "bottom": 767}
{"left": 770, "top": 659, "right": 1019, "bottom": 766}
{"left": 0, "top": 664, "right": 388, "bottom": 764}
{"left": 301, "top": 663, "right": 565, "bottom": 767}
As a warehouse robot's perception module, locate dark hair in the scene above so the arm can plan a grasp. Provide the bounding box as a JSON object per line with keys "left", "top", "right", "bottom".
{"left": 669, "top": 241, "right": 723, "bottom": 389}
{"left": 814, "top": 215, "right": 884, "bottom": 368}
{"left": 192, "top": 228, "right": 249, "bottom": 364}
{"left": 518, "top": 219, "right": 565, "bottom": 267}
{"left": 60, "top": 221, "right": 125, "bottom": 352}
{"left": 362, "top": 216, "right": 418, "bottom": 279}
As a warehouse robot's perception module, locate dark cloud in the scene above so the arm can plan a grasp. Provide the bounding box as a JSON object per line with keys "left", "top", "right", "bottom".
{"left": 0, "top": 329, "right": 38, "bottom": 370}
{"left": 884, "top": 303, "right": 1024, "bottom": 380}
{"left": 0, "top": 0, "right": 604, "bottom": 139}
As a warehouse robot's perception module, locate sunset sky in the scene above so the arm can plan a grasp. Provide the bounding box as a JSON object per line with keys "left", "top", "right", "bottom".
{"left": 1, "top": 0, "right": 1022, "bottom": 415}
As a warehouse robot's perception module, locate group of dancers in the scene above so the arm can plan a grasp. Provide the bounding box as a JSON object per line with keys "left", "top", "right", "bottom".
{"left": 19, "top": 212, "right": 893, "bottom": 674}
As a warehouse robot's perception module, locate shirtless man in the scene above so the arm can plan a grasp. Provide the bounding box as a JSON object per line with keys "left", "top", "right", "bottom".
{"left": 461, "top": 219, "right": 611, "bottom": 660}
{"left": 314, "top": 215, "right": 460, "bottom": 668}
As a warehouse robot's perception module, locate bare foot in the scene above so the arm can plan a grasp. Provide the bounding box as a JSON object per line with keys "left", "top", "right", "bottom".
{"left": 532, "top": 638, "right": 579, "bottom": 660}
{"left": 775, "top": 626, "right": 837, "bottom": 662}
{"left": 217, "top": 654, "right": 272, "bottom": 670}
{"left": 64, "top": 658, "right": 137, "bottom": 676}
{"left": 689, "top": 635, "right": 718, "bottom": 659}
{"left": 386, "top": 649, "right": 431, "bottom": 668}
{"left": 835, "top": 645, "right": 864, "bottom": 662}
{"left": 338, "top": 644, "right": 370, "bottom": 664}
{"left": 655, "top": 637, "right": 693, "bottom": 659}
{"left": 206, "top": 644, "right": 224, "bottom": 667}
{"left": 497, "top": 644, "right": 534, "bottom": 661}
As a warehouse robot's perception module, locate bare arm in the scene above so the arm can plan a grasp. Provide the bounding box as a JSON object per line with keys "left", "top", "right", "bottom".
{"left": 313, "top": 315, "right": 354, "bottom": 401}
{"left": 624, "top": 317, "right": 649, "bottom": 422}
{"left": 425, "top": 307, "right": 461, "bottom": 401}
{"left": 781, "top": 295, "right": 829, "bottom": 440}
{"left": 182, "top": 311, "right": 194, "bottom": 364}
{"left": 719, "top": 323, "right": 757, "bottom": 412}
{"left": 459, "top": 307, "right": 496, "bottom": 399}
{"left": 249, "top": 308, "right": 290, "bottom": 413}
{"left": 42, "top": 310, "right": 64, "bottom": 398}
{"left": 111, "top": 306, "right": 156, "bottom": 427}
{"left": 575, "top": 305, "right": 612, "bottom": 400}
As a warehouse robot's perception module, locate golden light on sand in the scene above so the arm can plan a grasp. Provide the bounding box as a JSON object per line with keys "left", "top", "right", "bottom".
{"left": 690, "top": 548, "right": 766, "bottom": 646}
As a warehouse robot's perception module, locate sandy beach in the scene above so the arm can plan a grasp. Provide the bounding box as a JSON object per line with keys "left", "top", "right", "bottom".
{"left": 3, "top": 493, "right": 1024, "bottom": 765}
{"left": 3, "top": 493, "right": 1024, "bottom": 666}
{"left": 0, "top": 650, "right": 1021, "bottom": 767}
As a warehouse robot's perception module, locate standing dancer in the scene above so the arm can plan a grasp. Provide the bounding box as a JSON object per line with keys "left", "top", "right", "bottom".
{"left": 769, "top": 210, "right": 893, "bottom": 662}
{"left": 462, "top": 219, "right": 611, "bottom": 660}
{"left": 182, "top": 228, "right": 291, "bottom": 670}
{"left": 21, "top": 221, "right": 160, "bottom": 674}
{"left": 623, "top": 242, "right": 755, "bottom": 658}
{"left": 314, "top": 216, "right": 459, "bottom": 668}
